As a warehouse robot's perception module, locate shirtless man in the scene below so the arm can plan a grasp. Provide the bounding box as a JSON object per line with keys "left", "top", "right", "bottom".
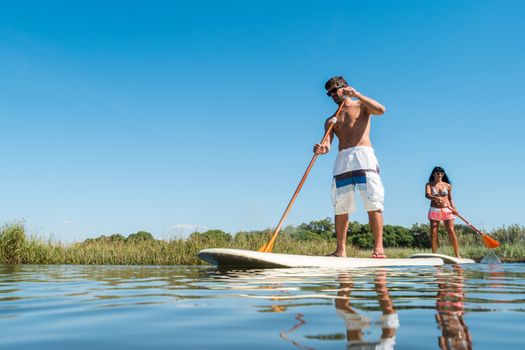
{"left": 314, "top": 76, "right": 386, "bottom": 258}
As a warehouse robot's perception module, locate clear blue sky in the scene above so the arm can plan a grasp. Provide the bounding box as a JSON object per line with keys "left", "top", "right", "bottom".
{"left": 1, "top": 1, "right": 524, "bottom": 241}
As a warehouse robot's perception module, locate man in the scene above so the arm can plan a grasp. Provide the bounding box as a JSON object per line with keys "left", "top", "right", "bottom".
{"left": 314, "top": 76, "right": 386, "bottom": 258}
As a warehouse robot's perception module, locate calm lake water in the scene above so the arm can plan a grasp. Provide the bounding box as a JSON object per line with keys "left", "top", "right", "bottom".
{"left": 1, "top": 263, "right": 524, "bottom": 349}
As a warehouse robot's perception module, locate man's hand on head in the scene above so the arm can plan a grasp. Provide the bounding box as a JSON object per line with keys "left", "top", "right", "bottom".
{"left": 339, "top": 86, "right": 361, "bottom": 99}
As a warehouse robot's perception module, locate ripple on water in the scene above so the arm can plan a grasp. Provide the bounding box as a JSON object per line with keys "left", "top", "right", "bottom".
{"left": 0, "top": 263, "right": 524, "bottom": 349}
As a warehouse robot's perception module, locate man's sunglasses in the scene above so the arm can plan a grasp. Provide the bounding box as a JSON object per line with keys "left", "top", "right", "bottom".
{"left": 326, "top": 85, "right": 344, "bottom": 97}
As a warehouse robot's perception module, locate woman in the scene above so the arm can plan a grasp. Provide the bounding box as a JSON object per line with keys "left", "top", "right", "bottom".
{"left": 425, "top": 166, "right": 460, "bottom": 257}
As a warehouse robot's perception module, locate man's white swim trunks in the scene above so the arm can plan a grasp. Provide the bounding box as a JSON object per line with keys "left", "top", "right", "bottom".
{"left": 332, "top": 146, "right": 384, "bottom": 215}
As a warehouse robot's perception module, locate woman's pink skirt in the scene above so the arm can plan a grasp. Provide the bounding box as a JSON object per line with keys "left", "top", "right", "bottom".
{"left": 428, "top": 207, "right": 455, "bottom": 221}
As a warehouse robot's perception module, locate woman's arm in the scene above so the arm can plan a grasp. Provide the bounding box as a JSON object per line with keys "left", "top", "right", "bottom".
{"left": 426, "top": 183, "right": 443, "bottom": 205}
{"left": 448, "top": 185, "right": 457, "bottom": 212}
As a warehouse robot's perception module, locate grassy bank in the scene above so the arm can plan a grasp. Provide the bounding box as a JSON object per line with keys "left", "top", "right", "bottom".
{"left": 1, "top": 222, "right": 525, "bottom": 265}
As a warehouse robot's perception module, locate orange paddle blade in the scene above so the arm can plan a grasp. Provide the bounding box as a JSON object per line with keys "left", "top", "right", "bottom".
{"left": 448, "top": 206, "right": 501, "bottom": 249}
{"left": 482, "top": 234, "right": 500, "bottom": 249}
{"left": 258, "top": 239, "right": 275, "bottom": 253}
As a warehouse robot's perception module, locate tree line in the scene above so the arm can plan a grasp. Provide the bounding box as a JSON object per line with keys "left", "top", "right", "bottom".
{"left": 83, "top": 218, "right": 525, "bottom": 249}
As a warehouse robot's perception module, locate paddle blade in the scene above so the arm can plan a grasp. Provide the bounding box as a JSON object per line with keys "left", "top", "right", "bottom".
{"left": 258, "top": 240, "right": 274, "bottom": 253}
{"left": 482, "top": 234, "right": 500, "bottom": 249}
{"left": 258, "top": 243, "right": 269, "bottom": 252}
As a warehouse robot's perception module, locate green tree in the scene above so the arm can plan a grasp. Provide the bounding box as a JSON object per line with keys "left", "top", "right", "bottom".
{"left": 347, "top": 222, "right": 374, "bottom": 249}
{"left": 109, "top": 234, "right": 126, "bottom": 242}
{"left": 409, "top": 223, "right": 431, "bottom": 248}
{"left": 383, "top": 225, "right": 414, "bottom": 247}
{"left": 127, "top": 231, "right": 155, "bottom": 242}
{"left": 189, "top": 230, "right": 232, "bottom": 243}
{"left": 293, "top": 218, "right": 335, "bottom": 241}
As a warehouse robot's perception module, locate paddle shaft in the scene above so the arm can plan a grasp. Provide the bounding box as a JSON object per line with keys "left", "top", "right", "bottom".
{"left": 446, "top": 206, "right": 500, "bottom": 248}
{"left": 447, "top": 206, "right": 484, "bottom": 237}
{"left": 261, "top": 103, "right": 345, "bottom": 251}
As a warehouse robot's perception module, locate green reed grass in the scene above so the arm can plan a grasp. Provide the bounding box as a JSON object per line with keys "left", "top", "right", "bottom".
{"left": 1, "top": 223, "right": 524, "bottom": 265}
{"left": 0, "top": 222, "right": 26, "bottom": 264}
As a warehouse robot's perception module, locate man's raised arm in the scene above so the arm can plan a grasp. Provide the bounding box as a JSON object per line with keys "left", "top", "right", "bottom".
{"left": 341, "top": 86, "right": 386, "bottom": 115}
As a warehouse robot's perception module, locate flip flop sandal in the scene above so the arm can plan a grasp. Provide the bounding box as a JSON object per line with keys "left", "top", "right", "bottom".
{"left": 372, "top": 252, "right": 387, "bottom": 259}
{"left": 325, "top": 252, "right": 343, "bottom": 257}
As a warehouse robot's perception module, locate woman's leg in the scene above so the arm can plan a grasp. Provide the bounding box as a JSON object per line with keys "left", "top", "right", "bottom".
{"left": 444, "top": 219, "right": 460, "bottom": 258}
{"left": 430, "top": 220, "right": 439, "bottom": 253}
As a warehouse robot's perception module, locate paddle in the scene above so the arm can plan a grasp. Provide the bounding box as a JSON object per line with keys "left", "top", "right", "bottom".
{"left": 447, "top": 206, "right": 500, "bottom": 249}
{"left": 258, "top": 102, "right": 345, "bottom": 253}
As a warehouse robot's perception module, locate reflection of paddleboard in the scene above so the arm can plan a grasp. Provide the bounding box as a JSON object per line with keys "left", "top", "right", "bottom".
{"left": 198, "top": 248, "right": 444, "bottom": 268}
{"left": 409, "top": 253, "right": 475, "bottom": 264}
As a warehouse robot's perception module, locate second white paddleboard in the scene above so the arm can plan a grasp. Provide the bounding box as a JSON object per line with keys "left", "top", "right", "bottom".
{"left": 409, "top": 253, "right": 475, "bottom": 264}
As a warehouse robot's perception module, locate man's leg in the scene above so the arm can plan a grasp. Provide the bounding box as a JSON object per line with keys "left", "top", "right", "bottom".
{"left": 334, "top": 213, "right": 350, "bottom": 257}
{"left": 361, "top": 171, "right": 385, "bottom": 257}
{"left": 368, "top": 210, "right": 384, "bottom": 256}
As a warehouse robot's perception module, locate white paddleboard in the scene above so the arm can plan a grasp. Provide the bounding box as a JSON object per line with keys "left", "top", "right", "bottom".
{"left": 409, "top": 253, "right": 475, "bottom": 264}
{"left": 198, "top": 248, "right": 444, "bottom": 268}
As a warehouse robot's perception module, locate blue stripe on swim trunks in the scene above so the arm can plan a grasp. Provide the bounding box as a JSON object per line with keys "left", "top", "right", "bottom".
{"left": 334, "top": 169, "right": 378, "bottom": 188}
{"left": 335, "top": 175, "right": 366, "bottom": 188}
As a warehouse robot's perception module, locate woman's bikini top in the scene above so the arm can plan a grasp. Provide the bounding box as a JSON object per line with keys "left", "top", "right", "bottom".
{"left": 431, "top": 186, "right": 449, "bottom": 197}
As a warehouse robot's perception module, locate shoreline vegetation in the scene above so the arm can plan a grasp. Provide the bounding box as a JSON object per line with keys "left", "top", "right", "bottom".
{"left": 1, "top": 219, "right": 524, "bottom": 265}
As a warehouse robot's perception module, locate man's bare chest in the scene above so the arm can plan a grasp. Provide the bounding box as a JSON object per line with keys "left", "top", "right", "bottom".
{"left": 333, "top": 107, "right": 367, "bottom": 132}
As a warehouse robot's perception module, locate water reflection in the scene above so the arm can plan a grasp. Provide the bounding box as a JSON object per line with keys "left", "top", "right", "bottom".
{"left": 280, "top": 313, "right": 315, "bottom": 350}
{"left": 253, "top": 268, "right": 401, "bottom": 350}
{"left": 334, "top": 270, "right": 398, "bottom": 349}
{"left": 435, "top": 265, "right": 472, "bottom": 350}
{"left": 1, "top": 264, "right": 524, "bottom": 350}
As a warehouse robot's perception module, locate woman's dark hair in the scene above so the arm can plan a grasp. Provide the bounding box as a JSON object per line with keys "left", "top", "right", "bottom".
{"left": 428, "top": 166, "right": 451, "bottom": 184}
